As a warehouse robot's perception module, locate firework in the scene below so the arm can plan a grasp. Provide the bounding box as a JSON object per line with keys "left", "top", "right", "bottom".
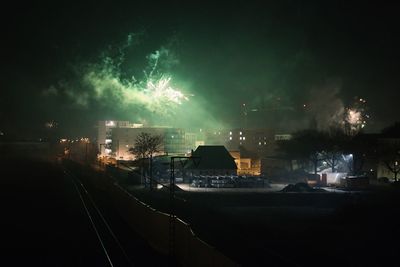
{"left": 45, "top": 120, "right": 57, "bottom": 129}
{"left": 79, "top": 44, "right": 191, "bottom": 117}
{"left": 344, "top": 97, "right": 368, "bottom": 134}
{"left": 145, "top": 76, "right": 188, "bottom": 105}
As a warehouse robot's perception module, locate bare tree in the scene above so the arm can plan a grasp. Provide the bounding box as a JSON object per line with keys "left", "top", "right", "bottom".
{"left": 277, "top": 129, "right": 328, "bottom": 174}
{"left": 129, "top": 132, "right": 163, "bottom": 189}
{"left": 380, "top": 122, "right": 400, "bottom": 181}
{"left": 380, "top": 146, "right": 400, "bottom": 182}
{"left": 129, "top": 132, "right": 150, "bottom": 159}
{"left": 384, "top": 159, "right": 400, "bottom": 182}
{"left": 147, "top": 134, "right": 163, "bottom": 158}
{"left": 323, "top": 128, "right": 349, "bottom": 173}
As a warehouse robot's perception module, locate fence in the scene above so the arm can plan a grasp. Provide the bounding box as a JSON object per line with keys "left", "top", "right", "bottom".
{"left": 94, "top": 170, "right": 238, "bottom": 266}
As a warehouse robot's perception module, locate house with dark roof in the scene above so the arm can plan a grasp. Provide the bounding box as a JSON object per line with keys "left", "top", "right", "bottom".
{"left": 185, "top": 145, "right": 237, "bottom": 176}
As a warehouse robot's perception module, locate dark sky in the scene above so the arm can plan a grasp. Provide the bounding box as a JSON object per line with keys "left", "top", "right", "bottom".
{"left": 1, "top": 0, "right": 399, "bottom": 138}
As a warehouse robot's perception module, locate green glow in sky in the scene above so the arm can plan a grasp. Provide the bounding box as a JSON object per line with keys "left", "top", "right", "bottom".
{"left": 48, "top": 34, "right": 224, "bottom": 129}
{"left": 82, "top": 43, "right": 189, "bottom": 115}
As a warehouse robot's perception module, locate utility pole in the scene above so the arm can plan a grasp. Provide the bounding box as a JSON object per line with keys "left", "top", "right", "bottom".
{"left": 85, "top": 141, "right": 88, "bottom": 163}
{"left": 169, "top": 156, "right": 200, "bottom": 262}
{"left": 169, "top": 157, "right": 178, "bottom": 261}
{"left": 98, "top": 143, "right": 105, "bottom": 166}
{"left": 242, "top": 103, "right": 248, "bottom": 129}
{"left": 149, "top": 154, "right": 153, "bottom": 190}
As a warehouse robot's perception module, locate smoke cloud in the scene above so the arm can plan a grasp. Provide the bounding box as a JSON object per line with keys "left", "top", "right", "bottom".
{"left": 44, "top": 34, "right": 225, "bottom": 129}
{"left": 306, "top": 80, "right": 368, "bottom": 134}
{"left": 307, "top": 81, "right": 345, "bottom": 131}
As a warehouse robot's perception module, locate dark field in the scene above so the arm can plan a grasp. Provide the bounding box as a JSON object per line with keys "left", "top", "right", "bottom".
{"left": 125, "top": 182, "right": 400, "bottom": 266}
{"left": 0, "top": 155, "right": 167, "bottom": 266}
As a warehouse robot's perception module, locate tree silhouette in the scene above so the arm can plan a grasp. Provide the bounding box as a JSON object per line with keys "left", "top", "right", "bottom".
{"left": 278, "top": 129, "right": 328, "bottom": 174}
{"left": 380, "top": 122, "right": 400, "bottom": 181}
{"left": 379, "top": 145, "right": 400, "bottom": 182}
{"left": 323, "top": 128, "right": 349, "bottom": 172}
{"left": 129, "top": 132, "right": 163, "bottom": 189}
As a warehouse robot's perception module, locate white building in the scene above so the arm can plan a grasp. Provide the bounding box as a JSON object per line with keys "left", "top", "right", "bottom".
{"left": 97, "top": 120, "right": 144, "bottom": 157}
{"left": 111, "top": 126, "right": 168, "bottom": 160}
{"left": 97, "top": 121, "right": 199, "bottom": 161}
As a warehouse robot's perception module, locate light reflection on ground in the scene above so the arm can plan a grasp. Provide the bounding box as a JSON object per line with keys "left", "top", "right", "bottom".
{"left": 176, "top": 183, "right": 287, "bottom": 192}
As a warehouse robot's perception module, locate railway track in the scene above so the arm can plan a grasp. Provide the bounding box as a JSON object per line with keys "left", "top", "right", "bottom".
{"left": 64, "top": 169, "right": 134, "bottom": 267}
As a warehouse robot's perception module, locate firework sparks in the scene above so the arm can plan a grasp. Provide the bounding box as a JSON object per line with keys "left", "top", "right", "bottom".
{"left": 145, "top": 76, "right": 188, "bottom": 105}
{"left": 45, "top": 120, "right": 57, "bottom": 129}
{"left": 80, "top": 44, "right": 190, "bottom": 115}
{"left": 347, "top": 109, "right": 362, "bottom": 125}
{"left": 48, "top": 33, "right": 191, "bottom": 117}
{"left": 344, "top": 96, "right": 368, "bottom": 134}
{"left": 40, "top": 34, "right": 230, "bottom": 130}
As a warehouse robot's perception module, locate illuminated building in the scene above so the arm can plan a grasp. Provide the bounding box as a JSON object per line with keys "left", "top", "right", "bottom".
{"left": 230, "top": 150, "right": 261, "bottom": 175}
{"left": 200, "top": 128, "right": 277, "bottom": 157}
{"left": 97, "top": 121, "right": 198, "bottom": 160}
{"left": 111, "top": 126, "right": 167, "bottom": 160}
{"left": 97, "top": 120, "right": 143, "bottom": 156}
{"left": 98, "top": 121, "right": 290, "bottom": 169}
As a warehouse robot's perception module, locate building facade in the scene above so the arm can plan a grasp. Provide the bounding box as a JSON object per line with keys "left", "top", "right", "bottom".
{"left": 97, "top": 121, "right": 289, "bottom": 167}
{"left": 97, "top": 120, "right": 144, "bottom": 156}
{"left": 97, "top": 121, "right": 198, "bottom": 160}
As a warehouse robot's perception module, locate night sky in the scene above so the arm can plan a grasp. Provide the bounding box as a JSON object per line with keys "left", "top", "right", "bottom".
{"left": 1, "top": 1, "right": 399, "bottom": 138}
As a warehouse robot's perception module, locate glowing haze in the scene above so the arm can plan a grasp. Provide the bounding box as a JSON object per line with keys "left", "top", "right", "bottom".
{"left": 83, "top": 51, "right": 188, "bottom": 114}
{"left": 46, "top": 34, "right": 222, "bottom": 129}
{"left": 82, "top": 37, "right": 188, "bottom": 113}
{"left": 3, "top": 1, "right": 400, "bottom": 139}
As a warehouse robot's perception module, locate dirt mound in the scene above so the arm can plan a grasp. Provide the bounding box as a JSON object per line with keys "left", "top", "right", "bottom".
{"left": 281, "top": 182, "right": 325, "bottom": 192}
{"left": 158, "top": 184, "right": 184, "bottom": 192}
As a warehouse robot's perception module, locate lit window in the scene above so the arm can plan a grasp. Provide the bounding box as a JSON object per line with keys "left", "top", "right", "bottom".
{"left": 229, "top": 137, "right": 232, "bottom": 140}
{"left": 264, "top": 142, "right": 266, "bottom": 145}
{"left": 105, "top": 121, "right": 115, "bottom": 127}
{"left": 259, "top": 142, "right": 261, "bottom": 145}
{"left": 240, "top": 131, "right": 242, "bottom": 135}
{"left": 229, "top": 131, "right": 232, "bottom": 135}
{"left": 239, "top": 137, "right": 242, "bottom": 140}
{"left": 243, "top": 137, "right": 246, "bottom": 140}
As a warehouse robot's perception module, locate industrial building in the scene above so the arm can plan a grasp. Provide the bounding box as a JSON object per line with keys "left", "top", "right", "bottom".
{"left": 97, "top": 121, "right": 289, "bottom": 177}
{"left": 185, "top": 145, "right": 238, "bottom": 176}
{"left": 97, "top": 121, "right": 198, "bottom": 160}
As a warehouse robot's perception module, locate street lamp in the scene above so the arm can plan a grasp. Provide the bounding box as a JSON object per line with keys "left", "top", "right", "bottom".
{"left": 98, "top": 143, "right": 106, "bottom": 165}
